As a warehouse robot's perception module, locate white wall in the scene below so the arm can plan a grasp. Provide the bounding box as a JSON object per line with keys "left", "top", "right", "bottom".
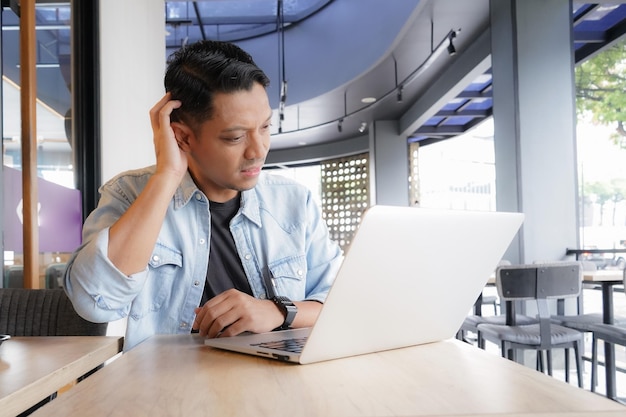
{"left": 100, "top": 0, "right": 165, "bottom": 183}
{"left": 99, "top": 0, "right": 165, "bottom": 336}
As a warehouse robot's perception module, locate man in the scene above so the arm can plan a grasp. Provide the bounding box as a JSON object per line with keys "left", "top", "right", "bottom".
{"left": 65, "top": 40, "right": 343, "bottom": 350}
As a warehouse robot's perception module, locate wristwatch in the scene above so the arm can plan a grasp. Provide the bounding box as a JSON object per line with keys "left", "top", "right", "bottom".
{"left": 272, "top": 296, "right": 298, "bottom": 330}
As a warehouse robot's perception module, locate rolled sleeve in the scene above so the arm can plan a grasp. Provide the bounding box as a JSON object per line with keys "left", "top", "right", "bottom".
{"left": 65, "top": 227, "right": 148, "bottom": 323}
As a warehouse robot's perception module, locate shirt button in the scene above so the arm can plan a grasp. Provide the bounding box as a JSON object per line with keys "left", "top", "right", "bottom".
{"left": 152, "top": 255, "right": 159, "bottom": 262}
{"left": 194, "top": 280, "right": 201, "bottom": 286}
{"left": 180, "top": 322, "right": 188, "bottom": 328}
{"left": 199, "top": 238, "right": 206, "bottom": 245}
{"left": 195, "top": 194, "right": 202, "bottom": 201}
{"left": 297, "top": 269, "right": 303, "bottom": 276}
{"left": 244, "top": 254, "right": 251, "bottom": 260}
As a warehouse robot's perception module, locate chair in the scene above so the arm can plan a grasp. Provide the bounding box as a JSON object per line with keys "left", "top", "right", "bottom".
{"left": 3, "top": 265, "right": 24, "bottom": 288}
{"left": 45, "top": 263, "right": 67, "bottom": 289}
{"left": 457, "top": 260, "right": 538, "bottom": 349}
{"left": 457, "top": 310, "right": 539, "bottom": 349}
{"left": 0, "top": 288, "right": 107, "bottom": 336}
{"left": 590, "top": 268, "right": 626, "bottom": 400}
{"left": 480, "top": 294, "right": 499, "bottom": 316}
{"left": 0, "top": 288, "right": 108, "bottom": 415}
{"left": 477, "top": 262, "right": 585, "bottom": 387}
{"left": 478, "top": 259, "right": 509, "bottom": 315}
{"left": 551, "top": 261, "right": 626, "bottom": 332}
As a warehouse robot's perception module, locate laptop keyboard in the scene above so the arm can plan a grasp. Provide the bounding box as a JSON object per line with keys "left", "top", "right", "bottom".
{"left": 252, "top": 337, "right": 308, "bottom": 354}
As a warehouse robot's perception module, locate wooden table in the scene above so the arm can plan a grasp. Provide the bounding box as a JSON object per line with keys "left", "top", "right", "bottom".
{"left": 583, "top": 269, "right": 624, "bottom": 400}
{"left": 30, "top": 334, "right": 625, "bottom": 417}
{"left": 0, "top": 336, "right": 123, "bottom": 417}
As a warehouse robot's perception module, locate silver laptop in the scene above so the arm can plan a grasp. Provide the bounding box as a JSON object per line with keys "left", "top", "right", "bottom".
{"left": 204, "top": 205, "right": 524, "bottom": 364}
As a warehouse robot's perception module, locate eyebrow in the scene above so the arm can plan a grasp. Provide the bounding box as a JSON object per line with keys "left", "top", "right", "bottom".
{"left": 220, "top": 111, "right": 273, "bottom": 134}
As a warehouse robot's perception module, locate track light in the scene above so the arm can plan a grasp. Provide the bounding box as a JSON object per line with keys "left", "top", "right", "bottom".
{"left": 358, "top": 122, "right": 367, "bottom": 133}
{"left": 397, "top": 85, "right": 404, "bottom": 103}
{"left": 337, "top": 118, "right": 343, "bottom": 133}
{"left": 447, "top": 31, "right": 457, "bottom": 56}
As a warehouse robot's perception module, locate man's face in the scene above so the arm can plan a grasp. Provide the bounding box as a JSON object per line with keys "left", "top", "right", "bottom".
{"left": 185, "top": 82, "right": 272, "bottom": 202}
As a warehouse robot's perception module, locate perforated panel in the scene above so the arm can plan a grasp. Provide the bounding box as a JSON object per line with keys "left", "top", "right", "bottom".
{"left": 320, "top": 153, "right": 370, "bottom": 252}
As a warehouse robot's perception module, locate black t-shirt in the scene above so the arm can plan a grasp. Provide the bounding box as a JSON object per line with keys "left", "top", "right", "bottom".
{"left": 200, "top": 195, "right": 253, "bottom": 306}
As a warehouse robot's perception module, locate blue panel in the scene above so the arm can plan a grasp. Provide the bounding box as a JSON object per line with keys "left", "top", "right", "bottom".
{"left": 574, "top": 4, "right": 626, "bottom": 32}
{"left": 440, "top": 116, "right": 474, "bottom": 126}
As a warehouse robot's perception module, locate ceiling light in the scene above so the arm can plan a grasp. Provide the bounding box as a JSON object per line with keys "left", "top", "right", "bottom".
{"left": 361, "top": 97, "right": 376, "bottom": 104}
{"left": 447, "top": 31, "right": 457, "bottom": 56}
{"left": 397, "top": 85, "right": 404, "bottom": 103}
{"left": 337, "top": 118, "right": 343, "bottom": 133}
{"left": 358, "top": 122, "right": 367, "bottom": 133}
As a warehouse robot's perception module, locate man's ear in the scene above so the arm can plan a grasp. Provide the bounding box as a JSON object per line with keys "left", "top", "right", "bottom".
{"left": 171, "top": 122, "right": 194, "bottom": 151}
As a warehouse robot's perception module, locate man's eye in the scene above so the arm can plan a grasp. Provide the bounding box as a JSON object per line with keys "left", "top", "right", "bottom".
{"left": 222, "top": 135, "right": 244, "bottom": 142}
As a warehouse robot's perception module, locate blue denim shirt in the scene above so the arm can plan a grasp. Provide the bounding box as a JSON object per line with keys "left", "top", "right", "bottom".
{"left": 64, "top": 166, "right": 343, "bottom": 350}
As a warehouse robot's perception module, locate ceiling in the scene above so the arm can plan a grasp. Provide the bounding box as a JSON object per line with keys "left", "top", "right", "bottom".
{"left": 162, "top": 1, "right": 626, "bottom": 151}
{"left": 3, "top": 1, "right": 626, "bottom": 153}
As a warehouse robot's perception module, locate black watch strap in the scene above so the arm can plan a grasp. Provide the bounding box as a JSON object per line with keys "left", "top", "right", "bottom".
{"left": 272, "top": 296, "right": 297, "bottom": 330}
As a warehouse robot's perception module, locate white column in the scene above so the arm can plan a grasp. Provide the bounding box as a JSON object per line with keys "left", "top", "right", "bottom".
{"left": 99, "top": 0, "right": 165, "bottom": 183}
{"left": 491, "top": 0, "right": 578, "bottom": 263}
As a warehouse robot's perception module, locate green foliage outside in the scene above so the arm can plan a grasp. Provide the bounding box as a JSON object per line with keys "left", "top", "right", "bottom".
{"left": 576, "top": 38, "right": 626, "bottom": 148}
{"left": 576, "top": 38, "right": 626, "bottom": 224}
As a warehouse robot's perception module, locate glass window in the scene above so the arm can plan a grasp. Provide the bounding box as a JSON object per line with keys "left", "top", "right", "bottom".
{"left": 415, "top": 119, "right": 496, "bottom": 212}
{"left": 2, "top": 2, "right": 76, "bottom": 288}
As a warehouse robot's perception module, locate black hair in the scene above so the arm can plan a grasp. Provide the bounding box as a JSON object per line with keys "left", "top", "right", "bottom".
{"left": 164, "top": 40, "right": 270, "bottom": 130}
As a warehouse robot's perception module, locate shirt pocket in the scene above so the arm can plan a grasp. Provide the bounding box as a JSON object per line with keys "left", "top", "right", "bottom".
{"left": 129, "top": 243, "right": 183, "bottom": 320}
{"left": 269, "top": 255, "right": 307, "bottom": 300}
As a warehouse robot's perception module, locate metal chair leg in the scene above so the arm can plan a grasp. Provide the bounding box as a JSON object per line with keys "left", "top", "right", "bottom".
{"left": 574, "top": 342, "right": 583, "bottom": 388}
{"left": 547, "top": 350, "right": 553, "bottom": 376}
{"left": 564, "top": 348, "right": 570, "bottom": 383}
{"left": 591, "top": 335, "right": 598, "bottom": 393}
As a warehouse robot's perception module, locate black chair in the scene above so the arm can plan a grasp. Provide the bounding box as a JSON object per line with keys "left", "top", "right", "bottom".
{"left": 0, "top": 288, "right": 108, "bottom": 416}
{"left": 477, "top": 262, "right": 585, "bottom": 387}
{"left": 0, "top": 288, "right": 107, "bottom": 336}
{"left": 590, "top": 268, "right": 626, "bottom": 401}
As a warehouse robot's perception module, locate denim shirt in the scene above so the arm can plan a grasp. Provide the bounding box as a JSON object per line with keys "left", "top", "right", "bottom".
{"left": 64, "top": 166, "right": 343, "bottom": 350}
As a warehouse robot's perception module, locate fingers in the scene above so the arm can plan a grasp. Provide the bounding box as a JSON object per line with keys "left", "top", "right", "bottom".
{"left": 193, "top": 290, "right": 237, "bottom": 337}
{"left": 150, "top": 93, "right": 188, "bottom": 178}
{"left": 149, "top": 93, "right": 181, "bottom": 132}
{"left": 193, "top": 289, "right": 282, "bottom": 338}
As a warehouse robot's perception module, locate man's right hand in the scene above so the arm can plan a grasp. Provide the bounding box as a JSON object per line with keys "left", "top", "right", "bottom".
{"left": 150, "top": 93, "right": 188, "bottom": 181}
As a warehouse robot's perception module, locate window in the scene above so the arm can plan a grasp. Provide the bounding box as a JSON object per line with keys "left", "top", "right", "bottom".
{"left": 2, "top": 2, "right": 77, "bottom": 288}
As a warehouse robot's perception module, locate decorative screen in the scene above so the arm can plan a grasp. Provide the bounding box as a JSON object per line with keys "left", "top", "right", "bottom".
{"left": 320, "top": 153, "right": 370, "bottom": 252}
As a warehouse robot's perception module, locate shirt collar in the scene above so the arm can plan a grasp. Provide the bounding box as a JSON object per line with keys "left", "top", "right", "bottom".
{"left": 173, "top": 171, "right": 201, "bottom": 209}
{"left": 239, "top": 188, "right": 262, "bottom": 227}
{"left": 173, "top": 170, "right": 263, "bottom": 228}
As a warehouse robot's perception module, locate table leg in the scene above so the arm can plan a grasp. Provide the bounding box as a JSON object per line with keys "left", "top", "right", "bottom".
{"left": 602, "top": 282, "right": 616, "bottom": 400}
